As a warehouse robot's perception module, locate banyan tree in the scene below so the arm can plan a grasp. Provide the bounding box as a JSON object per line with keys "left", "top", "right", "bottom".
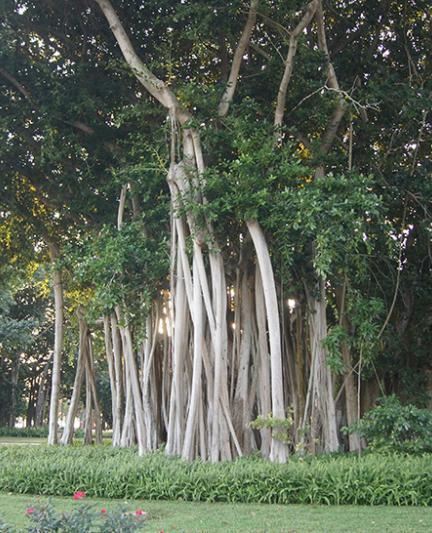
{"left": 1, "top": 0, "right": 430, "bottom": 462}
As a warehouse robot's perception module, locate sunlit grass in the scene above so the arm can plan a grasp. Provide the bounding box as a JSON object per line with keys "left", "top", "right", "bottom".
{"left": 1, "top": 493, "right": 432, "bottom": 532}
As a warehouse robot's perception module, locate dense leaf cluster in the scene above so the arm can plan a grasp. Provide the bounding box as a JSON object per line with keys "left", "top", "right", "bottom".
{"left": 346, "top": 395, "right": 432, "bottom": 454}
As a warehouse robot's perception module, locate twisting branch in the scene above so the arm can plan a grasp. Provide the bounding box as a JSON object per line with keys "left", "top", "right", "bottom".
{"left": 274, "top": 0, "right": 320, "bottom": 129}
{"left": 94, "top": 0, "right": 188, "bottom": 123}
{"left": 315, "top": 0, "right": 347, "bottom": 155}
{"left": 288, "top": 83, "right": 379, "bottom": 118}
{"left": 218, "top": 0, "right": 259, "bottom": 117}
{"left": 315, "top": 2, "right": 339, "bottom": 92}
{"left": 324, "top": 86, "right": 380, "bottom": 114}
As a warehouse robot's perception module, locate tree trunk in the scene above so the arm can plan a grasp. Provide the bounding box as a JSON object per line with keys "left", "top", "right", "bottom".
{"left": 306, "top": 280, "right": 339, "bottom": 452}
{"left": 9, "top": 357, "right": 20, "bottom": 427}
{"left": 255, "top": 264, "right": 272, "bottom": 457}
{"left": 86, "top": 334, "right": 103, "bottom": 445}
{"left": 142, "top": 307, "right": 159, "bottom": 450}
{"left": 103, "top": 316, "right": 119, "bottom": 444}
{"left": 61, "top": 312, "right": 88, "bottom": 445}
{"left": 182, "top": 257, "right": 204, "bottom": 461}
{"left": 84, "top": 359, "right": 93, "bottom": 445}
{"left": 116, "top": 306, "right": 147, "bottom": 455}
{"left": 233, "top": 272, "right": 253, "bottom": 453}
{"left": 47, "top": 245, "right": 64, "bottom": 445}
{"left": 166, "top": 253, "right": 189, "bottom": 455}
{"left": 247, "top": 219, "right": 288, "bottom": 463}
{"left": 35, "top": 362, "right": 49, "bottom": 427}
{"left": 335, "top": 284, "right": 361, "bottom": 451}
{"left": 110, "top": 313, "right": 123, "bottom": 446}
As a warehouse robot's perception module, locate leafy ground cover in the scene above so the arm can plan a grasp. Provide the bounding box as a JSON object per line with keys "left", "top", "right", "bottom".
{"left": 1, "top": 446, "right": 432, "bottom": 506}
{"left": 1, "top": 493, "right": 432, "bottom": 532}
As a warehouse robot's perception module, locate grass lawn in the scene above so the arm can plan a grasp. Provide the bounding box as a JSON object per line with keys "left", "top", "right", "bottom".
{"left": 1, "top": 493, "right": 432, "bottom": 532}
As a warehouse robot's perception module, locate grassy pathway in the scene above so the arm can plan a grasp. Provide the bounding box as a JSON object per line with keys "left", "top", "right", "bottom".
{"left": 1, "top": 493, "right": 432, "bottom": 532}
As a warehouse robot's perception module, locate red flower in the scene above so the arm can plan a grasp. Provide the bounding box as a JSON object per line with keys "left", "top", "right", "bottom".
{"left": 135, "top": 509, "right": 145, "bottom": 516}
{"left": 26, "top": 507, "right": 35, "bottom": 515}
{"left": 73, "top": 491, "right": 86, "bottom": 500}
{"left": 101, "top": 508, "right": 107, "bottom": 514}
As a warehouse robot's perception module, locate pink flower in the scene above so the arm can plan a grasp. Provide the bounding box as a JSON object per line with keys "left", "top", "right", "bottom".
{"left": 101, "top": 508, "right": 107, "bottom": 514}
{"left": 135, "top": 509, "right": 146, "bottom": 516}
{"left": 73, "top": 491, "right": 86, "bottom": 500}
{"left": 26, "top": 507, "right": 35, "bottom": 515}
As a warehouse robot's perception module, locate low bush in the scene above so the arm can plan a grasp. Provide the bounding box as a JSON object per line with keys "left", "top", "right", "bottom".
{"left": 0, "top": 496, "right": 145, "bottom": 532}
{"left": 0, "top": 446, "right": 432, "bottom": 505}
{"left": 0, "top": 427, "right": 49, "bottom": 438}
{"left": 345, "top": 395, "right": 432, "bottom": 454}
{"left": 0, "top": 427, "right": 84, "bottom": 439}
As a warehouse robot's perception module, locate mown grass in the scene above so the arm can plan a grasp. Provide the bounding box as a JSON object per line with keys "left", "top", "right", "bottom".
{"left": 1, "top": 445, "right": 432, "bottom": 505}
{"left": 1, "top": 493, "right": 432, "bottom": 532}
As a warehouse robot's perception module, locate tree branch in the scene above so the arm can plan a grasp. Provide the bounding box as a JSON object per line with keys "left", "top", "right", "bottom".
{"left": 218, "top": 0, "right": 259, "bottom": 117}
{"left": 315, "top": 0, "right": 347, "bottom": 155}
{"left": 274, "top": 0, "right": 320, "bottom": 129}
{"left": 1, "top": 67, "right": 99, "bottom": 136}
{"left": 94, "top": 0, "right": 189, "bottom": 124}
{"left": 0, "top": 67, "right": 33, "bottom": 101}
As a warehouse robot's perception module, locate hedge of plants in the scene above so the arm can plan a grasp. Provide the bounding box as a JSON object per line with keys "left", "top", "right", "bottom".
{"left": 1, "top": 446, "right": 432, "bottom": 506}
{"left": 0, "top": 427, "right": 84, "bottom": 438}
{"left": 0, "top": 427, "right": 50, "bottom": 438}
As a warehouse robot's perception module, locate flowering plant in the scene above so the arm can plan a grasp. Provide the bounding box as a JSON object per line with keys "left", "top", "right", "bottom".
{"left": 1, "top": 496, "right": 147, "bottom": 532}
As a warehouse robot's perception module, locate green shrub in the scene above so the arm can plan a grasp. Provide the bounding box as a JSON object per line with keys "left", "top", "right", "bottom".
{"left": 0, "top": 427, "right": 50, "bottom": 438}
{"left": 0, "top": 446, "right": 432, "bottom": 505}
{"left": 0, "top": 427, "right": 84, "bottom": 439}
{"left": 345, "top": 395, "right": 432, "bottom": 454}
{"left": 0, "top": 499, "right": 145, "bottom": 532}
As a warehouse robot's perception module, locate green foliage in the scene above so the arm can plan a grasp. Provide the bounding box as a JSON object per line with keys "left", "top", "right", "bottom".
{"left": 345, "top": 395, "right": 432, "bottom": 454}
{"left": 0, "top": 272, "right": 53, "bottom": 426}
{"left": 323, "top": 325, "right": 348, "bottom": 375}
{"left": 203, "top": 111, "right": 308, "bottom": 225}
{"left": 347, "top": 291, "right": 385, "bottom": 367}
{"left": 1, "top": 446, "right": 432, "bottom": 505}
{"left": 270, "top": 173, "right": 384, "bottom": 278}
{"left": 0, "top": 500, "right": 145, "bottom": 532}
{"left": 0, "top": 427, "right": 49, "bottom": 438}
{"left": 0, "top": 427, "right": 84, "bottom": 438}
{"left": 65, "top": 222, "right": 168, "bottom": 317}
{"left": 324, "top": 290, "right": 385, "bottom": 375}
{"left": 250, "top": 412, "right": 293, "bottom": 444}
